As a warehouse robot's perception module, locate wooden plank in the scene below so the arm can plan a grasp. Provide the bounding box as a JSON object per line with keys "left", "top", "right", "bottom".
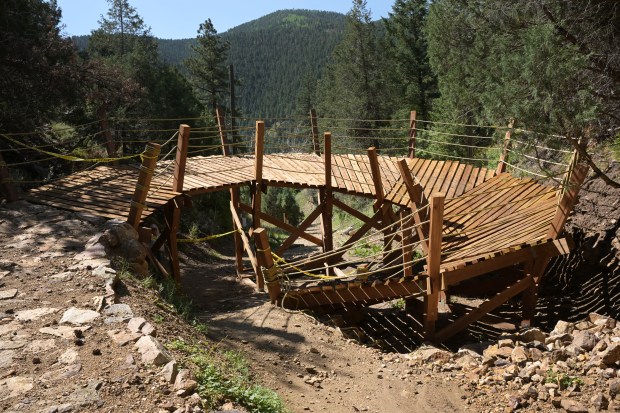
{"left": 547, "top": 162, "right": 589, "bottom": 239}
{"left": 127, "top": 142, "right": 160, "bottom": 228}
{"left": 253, "top": 121, "right": 265, "bottom": 230}
{"left": 230, "top": 201, "right": 258, "bottom": 279}
{"left": 321, "top": 133, "right": 334, "bottom": 257}
{"left": 276, "top": 203, "right": 325, "bottom": 255}
{"left": 408, "top": 110, "right": 417, "bottom": 158}
{"left": 310, "top": 109, "right": 321, "bottom": 155}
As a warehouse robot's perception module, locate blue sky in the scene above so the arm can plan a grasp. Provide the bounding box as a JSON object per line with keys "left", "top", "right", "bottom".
{"left": 55, "top": 0, "right": 394, "bottom": 39}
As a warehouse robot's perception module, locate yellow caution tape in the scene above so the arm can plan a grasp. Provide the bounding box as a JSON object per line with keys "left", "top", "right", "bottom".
{"left": 0, "top": 133, "right": 140, "bottom": 163}
{"left": 177, "top": 228, "right": 241, "bottom": 243}
{"left": 270, "top": 252, "right": 353, "bottom": 280}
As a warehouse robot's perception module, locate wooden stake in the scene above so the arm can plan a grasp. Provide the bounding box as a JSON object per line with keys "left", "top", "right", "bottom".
{"left": 408, "top": 110, "right": 417, "bottom": 159}
{"left": 217, "top": 108, "right": 244, "bottom": 274}
{"left": 496, "top": 120, "right": 514, "bottom": 174}
{"left": 253, "top": 121, "right": 265, "bottom": 230}
{"left": 173, "top": 124, "right": 190, "bottom": 193}
{"left": 127, "top": 142, "right": 160, "bottom": 229}
{"left": 321, "top": 132, "right": 333, "bottom": 255}
{"left": 424, "top": 192, "right": 445, "bottom": 340}
{"left": 0, "top": 152, "right": 18, "bottom": 202}
{"left": 310, "top": 109, "right": 321, "bottom": 155}
{"left": 254, "top": 227, "right": 282, "bottom": 303}
{"left": 165, "top": 200, "right": 181, "bottom": 283}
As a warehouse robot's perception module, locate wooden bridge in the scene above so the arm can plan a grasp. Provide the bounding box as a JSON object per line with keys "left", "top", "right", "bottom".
{"left": 1, "top": 111, "right": 589, "bottom": 342}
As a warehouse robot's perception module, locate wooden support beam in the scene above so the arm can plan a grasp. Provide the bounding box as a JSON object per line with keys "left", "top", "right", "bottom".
{"left": 276, "top": 203, "right": 325, "bottom": 255}
{"left": 0, "top": 152, "right": 18, "bottom": 202}
{"left": 253, "top": 121, "right": 265, "bottom": 230}
{"left": 435, "top": 275, "right": 534, "bottom": 342}
{"left": 253, "top": 228, "right": 282, "bottom": 303}
{"left": 547, "top": 162, "right": 589, "bottom": 239}
{"left": 441, "top": 236, "right": 573, "bottom": 288}
{"left": 424, "top": 192, "right": 445, "bottom": 340}
{"left": 367, "top": 146, "right": 395, "bottom": 264}
{"left": 401, "top": 210, "right": 414, "bottom": 277}
{"left": 217, "top": 108, "right": 244, "bottom": 274}
{"left": 173, "top": 124, "right": 190, "bottom": 192}
{"left": 127, "top": 142, "right": 160, "bottom": 229}
{"left": 164, "top": 200, "right": 181, "bottom": 282}
{"left": 230, "top": 201, "right": 260, "bottom": 288}
{"left": 321, "top": 132, "right": 334, "bottom": 256}
{"left": 408, "top": 110, "right": 417, "bottom": 159}
{"left": 496, "top": 120, "right": 514, "bottom": 174}
{"left": 397, "top": 159, "right": 429, "bottom": 253}
{"left": 284, "top": 281, "right": 426, "bottom": 310}
{"left": 239, "top": 203, "right": 323, "bottom": 247}
{"left": 310, "top": 108, "right": 321, "bottom": 155}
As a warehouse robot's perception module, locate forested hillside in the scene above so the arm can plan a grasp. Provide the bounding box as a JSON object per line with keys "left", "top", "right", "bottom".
{"left": 75, "top": 10, "right": 346, "bottom": 118}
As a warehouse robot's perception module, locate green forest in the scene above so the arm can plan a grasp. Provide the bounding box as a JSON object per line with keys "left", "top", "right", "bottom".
{"left": 0, "top": 0, "right": 618, "bottom": 187}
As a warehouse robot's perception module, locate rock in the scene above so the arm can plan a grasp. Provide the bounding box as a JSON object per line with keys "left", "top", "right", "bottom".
{"left": 601, "top": 343, "right": 620, "bottom": 365}
{"left": 161, "top": 360, "right": 178, "bottom": 383}
{"left": 551, "top": 320, "right": 574, "bottom": 335}
{"left": 572, "top": 330, "right": 598, "bottom": 351}
{"left": 591, "top": 393, "right": 609, "bottom": 411}
{"left": 50, "top": 272, "right": 74, "bottom": 282}
{"left": 0, "top": 340, "right": 26, "bottom": 350}
{"left": 559, "top": 399, "right": 587, "bottom": 413}
{"left": 574, "top": 320, "right": 594, "bottom": 330}
{"left": 39, "top": 326, "right": 90, "bottom": 339}
{"left": 127, "top": 317, "right": 147, "bottom": 333}
{"left": 0, "top": 350, "right": 16, "bottom": 368}
{"left": 174, "top": 369, "right": 198, "bottom": 396}
{"left": 0, "top": 289, "right": 18, "bottom": 300}
{"left": 40, "top": 403, "right": 74, "bottom": 413}
{"left": 40, "top": 363, "right": 82, "bottom": 382}
{"left": 92, "top": 265, "right": 115, "bottom": 277}
{"left": 498, "top": 339, "right": 514, "bottom": 348}
{"left": 141, "top": 322, "right": 156, "bottom": 336}
{"left": 15, "top": 307, "right": 59, "bottom": 322}
{"left": 520, "top": 328, "right": 546, "bottom": 343}
{"left": 414, "top": 346, "right": 452, "bottom": 363}
{"left": 0, "top": 376, "right": 33, "bottom": 401}
{"left": 134, "top": 335, "right": 172, "bottom": 366}
{"left": 69, "top": 379, "right": 102, "bottom": 405}
{"left": 511, "top": 346, "right": 529, "bottom": 363}
{"left": 610, "top": 379, "right": 620, "bottom": 397}
{"left": 23, "top": 338, "right": 56, "bottom": 353}
{"left": 107, "top": 329, "right": 141, "bottom": 346}
{"left": 0, "top": 321, "right": 21, "bottom": 337}
{"left": 58, "top": 349, "right": 79, "bottom": 365}
{"left": 103, "top": 303, "right": 133, "bottom": 323}
{"left": 484, "top": 345, "right": 513, "bottom": 359}
{"left": 59, "top": 307, "right": 100, "bottom": 325}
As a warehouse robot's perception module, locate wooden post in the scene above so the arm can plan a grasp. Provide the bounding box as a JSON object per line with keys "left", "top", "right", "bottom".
{"left": 368, "top": 146, "right": 394, "bottom": 262}
{"left": 321, "top": 132, "right": 333, "bottom": 254}
{"left": 127, "top": 142, "right": 160, "bottom": 229}
{"left": 253, "top": 121, "right": 265, "bottom": 230}
{"left": 254, "top": 228, "right": 282, "bottom": 303}
{"left": 310, "top": 109, "right": 321, "bottom": 155}
{"left": 408, "top": 110, "right": 417, "bottom": 159}
{"left": 397, "top": 159, "right": 430, "bottom": 253}
{"left": 165, "top": 200, "right": 182, "bottom": 283}
{"left": 496, "top": 120, "right": 514, "bottom": 174}
{"left": 96, "top": 106, "right": 116, "bottom": 161}
{"left": 401, "top": 210, "right": 413, "bottom": 277}
{"left": 424, "top": 192, "right": 445, "bottom": 340}
{"left": 217, "top": 108, "right": 244, "bottom": 275}
{"left": 0, "top": 152, "right": 18, "bottom": 202}
{"left": 173, "top": 124, "right": 190, "bottom": 192}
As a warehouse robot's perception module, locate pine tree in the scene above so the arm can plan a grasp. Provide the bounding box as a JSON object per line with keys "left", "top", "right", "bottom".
{"left": 317, "top": 0, "right": 388, "bottom": 146}
{"left": 185, "top": 19, "right": 230, "bottom": 113}
{"left": 384, "top": 0, "right": 436, "bottom": 119}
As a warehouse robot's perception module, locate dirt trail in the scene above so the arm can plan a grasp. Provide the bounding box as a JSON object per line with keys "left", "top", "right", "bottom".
{"left": 180, "top": 245, "right": 467, "bottom": 413}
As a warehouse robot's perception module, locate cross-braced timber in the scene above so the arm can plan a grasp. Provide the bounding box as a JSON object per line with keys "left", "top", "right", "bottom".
{"left": 10, "top": 110, "right": 588, "bottom": 342}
